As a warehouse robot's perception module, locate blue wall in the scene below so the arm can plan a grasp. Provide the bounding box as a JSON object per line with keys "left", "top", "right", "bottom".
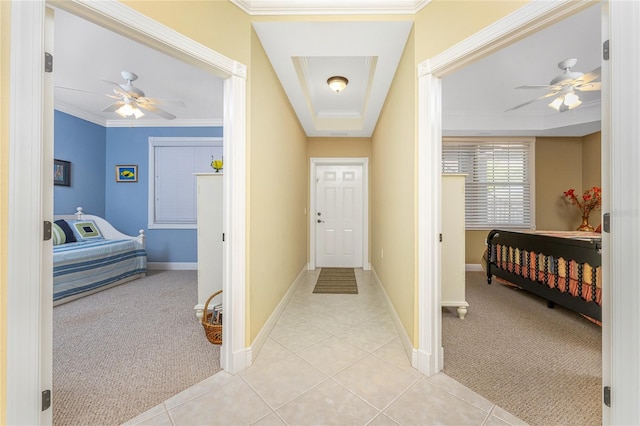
{"left": 105, "top": 126, "right": 223, "bottom": 263}
{"left": 54, "top": 111, "right": 106, "bottom": 216}
{"left": 54, "top": 110, "right": 222, "bottom": 263}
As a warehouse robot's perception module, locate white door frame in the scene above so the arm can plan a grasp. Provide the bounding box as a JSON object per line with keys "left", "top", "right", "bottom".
{"left": 310, "top": 157, "right": 369, "bottom": 271}
{"left": 418, "top": 1, "right": 640, "bottom": 424}
{"left": 7, "top": 1, "right": 247, "bottom": 423}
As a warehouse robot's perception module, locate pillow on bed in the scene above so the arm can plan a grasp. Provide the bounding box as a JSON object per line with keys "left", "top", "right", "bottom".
{"left": 53, "top": 219, "right": 76, "bottom": 245}
{"left": 68, "top": 219, "right": 104, "bottom": 240}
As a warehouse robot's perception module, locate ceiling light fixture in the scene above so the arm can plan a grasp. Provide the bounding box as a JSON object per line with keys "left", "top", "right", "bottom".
{"left": 327, "top": 76, "right": 349, "bottom": 93}
{"left": 548, "top": 91, "right": 582, "bottom": 112}
{"left": 115, "top": 100, "right": 145, "bottom": 119}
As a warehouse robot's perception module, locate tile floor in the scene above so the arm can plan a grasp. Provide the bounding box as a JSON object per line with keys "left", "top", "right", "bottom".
{"left": 124, "top": 269, "right": 527, "bottom": 426}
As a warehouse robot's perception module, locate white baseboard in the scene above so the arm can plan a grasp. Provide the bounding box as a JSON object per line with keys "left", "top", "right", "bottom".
{"left": 147, "top": 262, "right": 198, "bottom": 270}
{"left": 370, "top": 267, "right": 417, "bottom": 371}
{"left": 248, "top": 264, "right": 309, "bottom": 365}
{"left": 465, "top": 263, "right": 483, "bottom": 272}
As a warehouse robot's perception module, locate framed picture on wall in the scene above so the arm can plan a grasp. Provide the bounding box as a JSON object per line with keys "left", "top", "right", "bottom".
{"left": 54, "top": 159, "right": 71, "bottom": 186}
{"left": 115, "top": 165, "right": 138, "bottom": 182}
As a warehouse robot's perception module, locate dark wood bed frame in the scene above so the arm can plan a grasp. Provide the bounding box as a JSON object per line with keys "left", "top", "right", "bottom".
{"left": 485, "top": 229, "right": 602, "bottom": 322}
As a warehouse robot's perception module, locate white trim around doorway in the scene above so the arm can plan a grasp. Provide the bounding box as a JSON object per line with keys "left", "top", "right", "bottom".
{"left": 7, "top": 1, "right": 248, "bottom": 423}
{"left": 309, "top": 157, "right": 370, "bottom": 271}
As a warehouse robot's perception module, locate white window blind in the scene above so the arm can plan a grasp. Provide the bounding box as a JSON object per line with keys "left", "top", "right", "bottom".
{"left": 149, "top": 137, "right": 223, "bottom": 229}
{"left": 442, "top": 138, "right": 534, "bottom": 229}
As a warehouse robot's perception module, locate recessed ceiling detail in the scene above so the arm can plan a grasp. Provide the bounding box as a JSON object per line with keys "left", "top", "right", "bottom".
{"left": 254, "top": 21, "right": 412, "bottom": 137}
{"left": 232, "top": 0, "right": 430, "bottom": 15}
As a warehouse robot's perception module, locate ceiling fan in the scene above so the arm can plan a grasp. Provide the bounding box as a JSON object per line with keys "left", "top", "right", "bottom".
{"left": 56, "top": 71, "right": 184, "bottom": 120}
{"left": 506, "top": 58, "right": 601, "bottom": 112}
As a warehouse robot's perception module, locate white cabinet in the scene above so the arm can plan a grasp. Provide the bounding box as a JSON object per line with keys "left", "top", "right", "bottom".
{"left": 194, "top": 173, "right": 223, "bottom": 320}
{"left": 442, "top": 174, "right": 468, "bottom": 319}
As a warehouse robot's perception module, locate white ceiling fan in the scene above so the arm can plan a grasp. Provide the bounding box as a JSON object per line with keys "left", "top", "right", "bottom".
{"left": 506, "top": 58, "right": 601, "bottom": 112}
{"left": 56, "top": 71, "right": 184, "bottom": 120}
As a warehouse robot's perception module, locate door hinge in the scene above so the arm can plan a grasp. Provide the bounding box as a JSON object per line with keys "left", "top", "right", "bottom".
{"left": 603, "top": 213, "right": 610, "bottom": 233}
{"left": 603, "top": 386, "right": 611, "bottom": 407}
{"left": 45, "top": 52, "right": 53, "bottom": 73}
{"left": 222, "top": 233, "right": 225, "bottom": 242}
{"left": 43, "top": 221, "right": 52, "bottom": 241}
{"left": 439, "top": 233, "right": 443, "bottom": 242}
{"left": 603, "top": 40, "right": 610, "bottom": 61}
{"left": 42, "top": 389, "right": 51, "bottom": 411}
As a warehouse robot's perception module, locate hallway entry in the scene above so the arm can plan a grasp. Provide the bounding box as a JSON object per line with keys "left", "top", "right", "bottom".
{"left": 310, "top": 158, "right": 369, "bottom": 270}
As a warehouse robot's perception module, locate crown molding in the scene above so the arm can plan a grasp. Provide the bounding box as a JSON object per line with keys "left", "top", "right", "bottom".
{"left": 230, "top": 0, "right": 430, "bottom": 15}
{"left": 55, "top": 105, "right": 223, "bottom": 128}
{"left": 55, "top": 101, "right": 106, "bottom": 126}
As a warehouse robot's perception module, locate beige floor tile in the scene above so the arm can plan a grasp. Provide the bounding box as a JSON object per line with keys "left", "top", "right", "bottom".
{"left": 297, "top": 335, "right": 369, "bottom": 376}
{"left": 251, "top": 337, "right": 293, "bottom": 369}
{"left": 131, "top": 411, "right": 174, "bottom": 426}
{"left": 491, "top": 405, "right": 529, "bottom": 425}
{"left": 269, "top": 319, "right": 333, "bottom": 352}
{"left": 484, "top": 414, "right": 512, "bottom": 426}
{"left": 372, "top": 338, "right": 421, "bottom": 377}
{"left": 121, "top": 403, "right": 168, "bottom": 425}
{"left": 276, "top": 379, "right": 379, "bottom": 426}
{"left": 335, "top": 317, "right": 398, "bottom": 352}
{"left": 333, "top": 355, "right": 419, "bottom": 410}
{"left": 168, "top": 377, "right": 272, "bottom": 426}
{"left": 384, "top": 378, "right": 490, "bottom": 426}
{"left": 251, "top": 412, "right": 287, "bottom": 425}
{"left": 242, "top": 353, "right": 328, "bottom": 409}
{"left": 426, "top": 373, "right": 494, "bottom": 413}
{"left": 163, "top": 370, "right": 236, "bottom": 409}
{"left": 366, "top": 413, "right": 400, "bottom": 426}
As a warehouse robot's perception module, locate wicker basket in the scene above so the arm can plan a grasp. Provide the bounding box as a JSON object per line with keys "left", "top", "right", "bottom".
{"left": 201, "top": 290, "right": 222, "bottom": 345}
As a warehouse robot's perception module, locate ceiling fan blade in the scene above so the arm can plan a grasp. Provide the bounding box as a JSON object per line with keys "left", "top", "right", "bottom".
{"left": 137, "top": 97, "right": 186, "bottom": 107}
{"left": 505, "top": 91, "right": 559, "bottom": 112}
{"left": 102, "top": 101, "right": 124, "bottom": 112}
{"left": 516, "top": 85, "right": 552, "bottom": 90}
{"left": 137, "top": 103, "right": 176, "bottom": 120}
{"left": 576, "top": 82, "right": 602, "bottom": 91}
{"left": 578, "top": 67, "right": 601, "bottom": 85}
{"left": 55, "top": 85, "right": 118, "bottom": 98}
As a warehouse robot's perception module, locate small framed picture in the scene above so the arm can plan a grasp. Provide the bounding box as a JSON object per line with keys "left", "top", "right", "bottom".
{"left": 115, "top": 165, "right": 138, "bottom": 182}
{"left": 54, "top": 159, "right": 71, "bottom": 186}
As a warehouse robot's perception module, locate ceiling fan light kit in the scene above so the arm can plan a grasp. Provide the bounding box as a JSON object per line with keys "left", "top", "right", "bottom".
{"left": 327, "top": 76, "right": 348, "bottom": 93}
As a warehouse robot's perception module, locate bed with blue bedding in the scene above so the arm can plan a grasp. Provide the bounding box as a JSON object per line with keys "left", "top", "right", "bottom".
{"left": 53, "top": 208, "right": 147, "bottom": 305}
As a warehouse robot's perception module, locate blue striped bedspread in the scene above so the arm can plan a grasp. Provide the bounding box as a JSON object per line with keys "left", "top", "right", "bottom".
{"left": 53, "top": 239, "right": 147, "bottom": 302}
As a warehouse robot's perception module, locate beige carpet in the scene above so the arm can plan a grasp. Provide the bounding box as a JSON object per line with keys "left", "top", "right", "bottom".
{"left": 443, "top": 271, "right": 601, "bottom": 426}
{"left": 53, "top": 270, "right": 221, "bottom": 426}
{"left": 313, "top": 267, "right": 358, "bottom": 294}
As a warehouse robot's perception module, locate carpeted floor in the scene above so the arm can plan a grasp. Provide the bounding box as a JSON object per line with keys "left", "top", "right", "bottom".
{"left": 313, "top": 267, "right": 358, "bottom": 294}
{"left": 53, "top": 270, "right": 221, "bottom": 426}
{"left": 443, "top": 271, "right": 602, "bottom": 426}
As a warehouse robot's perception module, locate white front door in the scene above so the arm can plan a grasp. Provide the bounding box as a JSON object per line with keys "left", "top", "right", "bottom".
{"left": 315, "top": 164, "right": 363, "bottom": 268}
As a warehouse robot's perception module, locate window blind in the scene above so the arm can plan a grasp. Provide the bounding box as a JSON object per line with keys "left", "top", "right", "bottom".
{"left": 442, "top": 139, "right": 534, "bottom": 229}
{"left": 149, "top": 138, "right": 222, "bottom": 228}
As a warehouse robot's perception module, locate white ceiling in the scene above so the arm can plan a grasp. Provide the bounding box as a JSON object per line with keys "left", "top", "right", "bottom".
{"left": 53, "top": 2, "right": 601, "bottom": 137}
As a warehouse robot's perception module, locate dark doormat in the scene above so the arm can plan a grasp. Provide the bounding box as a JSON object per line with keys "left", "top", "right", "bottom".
{"left": 312, "top": 268, "right": 358, "bottom": 294}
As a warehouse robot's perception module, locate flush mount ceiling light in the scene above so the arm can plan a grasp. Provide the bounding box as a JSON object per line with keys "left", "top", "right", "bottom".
{"left": 327, "top": 76, "right": 349, "bottom": 93}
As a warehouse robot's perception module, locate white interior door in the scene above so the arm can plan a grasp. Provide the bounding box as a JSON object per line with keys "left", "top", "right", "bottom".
{"left": 315, "top": 164, "right": 363, "bottom": 268}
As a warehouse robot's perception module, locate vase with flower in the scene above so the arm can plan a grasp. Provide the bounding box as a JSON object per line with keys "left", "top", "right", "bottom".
{"left": 563, "top": 186, "right": 602, "bottom": 231}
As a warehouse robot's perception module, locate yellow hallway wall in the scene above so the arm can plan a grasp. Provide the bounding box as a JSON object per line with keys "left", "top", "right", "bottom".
{"left": 371, "top": 27, "right": 417, "bottom": 343}
{"left": 248, "top": 28, "right": 308, "bottom": 343}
